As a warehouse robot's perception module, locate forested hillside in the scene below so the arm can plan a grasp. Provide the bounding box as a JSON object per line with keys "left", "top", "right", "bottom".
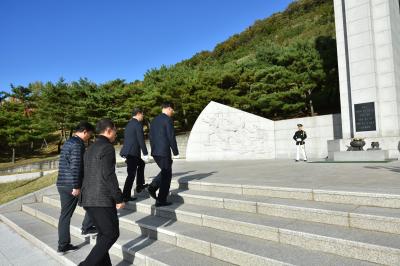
{"left": 0, "top": 0, "right": 339, "bottom": 160}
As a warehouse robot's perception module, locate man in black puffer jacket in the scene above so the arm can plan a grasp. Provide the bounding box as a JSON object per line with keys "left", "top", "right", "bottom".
{"left": 56, "top": 121, "right": 95, "bottom": 254}
{"left": 78, "top": 118, "right": 125, "bottom": 266}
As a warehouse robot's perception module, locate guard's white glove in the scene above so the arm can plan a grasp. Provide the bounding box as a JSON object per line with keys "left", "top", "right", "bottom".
{"left": 172, "top": 154, "right": 180, "bottom": 159}
{"left": 143, "top": 155, "right": 150, "bottom": 163}
{"left": 296, "top": 138, "right": 302, "bottom": 141}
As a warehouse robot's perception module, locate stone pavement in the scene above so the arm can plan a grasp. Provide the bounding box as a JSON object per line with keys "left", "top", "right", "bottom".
{"left": 118, "top": 159, "right": 400, "bottom": 194}
{"left": 0, "top": 222, "right": 58, "bottom": 266}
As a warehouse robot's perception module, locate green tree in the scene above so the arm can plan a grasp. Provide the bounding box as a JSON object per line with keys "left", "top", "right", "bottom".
{"left": 0, "top": 100, "right": 31, "bottom": 162}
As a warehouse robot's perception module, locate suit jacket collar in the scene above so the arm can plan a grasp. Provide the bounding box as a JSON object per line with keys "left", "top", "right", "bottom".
{"left": 131, "top": 118, "right": 140, "bottom": 123}
{"left": 161, "top": 113, "right": 170, "bottom": 119}
{"left": 96, "top": 135, "right": 111, "bottom": 144}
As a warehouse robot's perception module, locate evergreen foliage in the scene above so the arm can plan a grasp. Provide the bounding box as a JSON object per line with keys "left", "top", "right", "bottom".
{"left": 0, "top": 0, "right": 339, "bottom": 161}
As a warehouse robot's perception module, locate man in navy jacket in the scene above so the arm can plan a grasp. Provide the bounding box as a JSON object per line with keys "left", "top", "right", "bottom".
{"left": 120, "top": 108, "right": 149, "bottom": 202}
{"left": 56, "top": 121, "right": 96, "bottom": 254}
{"left": 147, "top": 102, "right": 179, "bottom": 207}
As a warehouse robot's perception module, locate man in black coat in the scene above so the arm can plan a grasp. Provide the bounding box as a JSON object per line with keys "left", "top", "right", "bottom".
{"left": 293, "top": 123, "right": 308, "bottom": 162}
{"left": 78, "top": 118, "right": 125, "bottom": 266}
{"left": 120, "top": 108, "right": 149, "bottom": 202}
{"left": 147, "top": 102, "right": 179, "bottom": 207}
{"left": 56, "top": 121, "right": 96, "bottom": 254}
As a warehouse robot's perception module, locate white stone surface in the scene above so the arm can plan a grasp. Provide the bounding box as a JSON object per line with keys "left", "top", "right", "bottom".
{"left": 328, "top": 136, "right": 400, "bottom": 159}
{"left": 332, "top": 150, "right": 389, "bottom": 161}
{"left": 186, "top": 101, "right": 275, "bottom": 161}
{"left": 274, "top": 114, "right": 342, "bottom": 159}
{"left": 186, "top": 102, "right": 341, "bottom": 161}
{"left": 334, "top": 0, "right": 400, "bottom": 138}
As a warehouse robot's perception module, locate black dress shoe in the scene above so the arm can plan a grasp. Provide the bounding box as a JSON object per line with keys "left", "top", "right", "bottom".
{"left": 147, "top": 185, "right": 157, "bottom": 200}
{"left": 81, "top": 226, "right": 97, "bottom": 235}
{"left": 57, "top": 244, "right": 79, "bottom": 253}
{"left": 155, "top": 201, "right": 173, "bottom": 207}
{"left": 123, "top": 196, "right": 137, "bottom": 202}
{"left": 136, "top": 184, "right": 149, "bottom": 193}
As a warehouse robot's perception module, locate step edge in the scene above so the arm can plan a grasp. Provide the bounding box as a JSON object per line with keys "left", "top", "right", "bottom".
{"left": 0, "top": 212, "right": 76, "bottom": 266}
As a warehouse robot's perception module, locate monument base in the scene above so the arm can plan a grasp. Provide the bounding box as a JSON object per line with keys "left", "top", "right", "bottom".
{"left": 328, "top": 137, "right": 399, "bottom": 160}
{"left": 331, "top": 150, "right": 389, "bottom": 162}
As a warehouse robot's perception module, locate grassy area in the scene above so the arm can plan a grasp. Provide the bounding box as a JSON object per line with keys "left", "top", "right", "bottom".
{"left": 0, "top": 172, "right": 57, "bottom": 205}
{"left": 0, "top": 140, "right": 59, "bottom": 169}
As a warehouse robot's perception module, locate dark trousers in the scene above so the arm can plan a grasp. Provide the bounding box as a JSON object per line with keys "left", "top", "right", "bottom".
{"left": 122, "top": 155, "right": 145, "bottom": 199}
{"left": 80, "top": 207, "right": 120, "bottom": 266}
{"left": 151, "top": 156, "right": 172, "bottom": 202}
{"left": 57, "top": 186, "right": 94, "bottom": 249}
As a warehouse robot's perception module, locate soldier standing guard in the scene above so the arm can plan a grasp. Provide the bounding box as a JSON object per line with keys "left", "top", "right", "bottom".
{"left": 293, "top": 124, "right": 307, "bottom": 162}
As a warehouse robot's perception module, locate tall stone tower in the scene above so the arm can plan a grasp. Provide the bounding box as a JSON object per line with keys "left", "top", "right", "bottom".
{"left": 334, "top": 0, "right": 400, "bottom": 138}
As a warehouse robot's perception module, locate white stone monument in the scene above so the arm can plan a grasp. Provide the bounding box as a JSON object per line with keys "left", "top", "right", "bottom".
{"left": 330, "top": 0, "right": 400, "bottom": 158}
{"left": 186, "top": 101, "right": 341, "bottom": 161}
{"left": 186, "top": 101, "right": 276, "bottom": 161}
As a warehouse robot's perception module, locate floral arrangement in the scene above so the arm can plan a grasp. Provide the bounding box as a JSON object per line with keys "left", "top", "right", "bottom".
{"left": 352, "top": 137, "right": 364, "bottom": 141}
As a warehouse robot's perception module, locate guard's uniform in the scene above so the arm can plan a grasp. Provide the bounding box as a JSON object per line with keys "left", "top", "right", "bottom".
{"left": 293, "top": 130, "right": 307, "bottom": 161}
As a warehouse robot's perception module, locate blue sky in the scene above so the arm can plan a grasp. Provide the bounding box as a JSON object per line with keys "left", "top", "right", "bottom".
{"left": 0, "top": 0, "right": 293, "bottom": 92}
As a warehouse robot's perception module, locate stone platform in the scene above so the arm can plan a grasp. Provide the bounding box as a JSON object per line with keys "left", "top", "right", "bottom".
{"left": 331, "top": 150, "right": 390, "bottom": 162}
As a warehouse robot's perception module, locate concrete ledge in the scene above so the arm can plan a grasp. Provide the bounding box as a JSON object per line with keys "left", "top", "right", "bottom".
{"left": 279, "top": 229, "right": 400, "bottom": 266}
{"left": 169, "top": 180, "right": 400, "bottom": 208}
{"left": 313, "top": 190, "right": 400, "bottom": 208}
{"left": 169, "top": 190, "right": 400, "bottom": 234}
{"left": 332, "top": 150, "right": 389, "bottom": 161}
{"left": 202, "top": 215, "right": 280, "bottom": 241}
{"left": 0, "top": 184, "right": 57, "bottom": 214}
{"left": 210, "top": 244, "right": 288, "bottom": 266}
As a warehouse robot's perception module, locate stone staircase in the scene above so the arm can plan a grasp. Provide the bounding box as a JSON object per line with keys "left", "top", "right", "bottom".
{"left": 2, "top": 171, "right": 400, "bottom": 265}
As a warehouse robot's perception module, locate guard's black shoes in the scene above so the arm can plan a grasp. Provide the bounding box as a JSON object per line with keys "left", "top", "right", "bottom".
{"left": 123, "top": 196, "right": 137, "bottom": 202}
{"left": 57, "top": 244, "right": 79, "bottom": 253}
{"left": 81, "top": 226, "right": 97, "bottom": 235}
{"left": 136, "top": 184, "right": 149, "bottom": 193}
{"left": 147, "top": 185, "right": 157, "bottom": 200}
{"left": 155, "top": 201, "right": 173, "bottom": 207}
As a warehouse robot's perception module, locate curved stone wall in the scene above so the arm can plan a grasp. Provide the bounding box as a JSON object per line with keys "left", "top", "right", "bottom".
{"left": 186, "top": 101, "right": 275, "bottom": 161}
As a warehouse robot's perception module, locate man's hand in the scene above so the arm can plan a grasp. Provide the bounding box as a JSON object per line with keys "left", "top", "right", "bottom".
{"left": 172, "top": 154, "right": 180, "bottom": 159}
{"left": 71, "top": 188, "right": 80, "bottom": 197}
{"left": 116, "top": 202, "right": 125, "bottom": 209}
{"left": 143, "top": 155, "right": 150, "bottom": 163}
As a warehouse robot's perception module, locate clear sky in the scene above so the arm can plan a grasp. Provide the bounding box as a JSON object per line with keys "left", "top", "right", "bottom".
{"left": 0, "top": 0, "right": 294, "bottom": 92}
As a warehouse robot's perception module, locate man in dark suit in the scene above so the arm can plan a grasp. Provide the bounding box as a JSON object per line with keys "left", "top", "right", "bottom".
{"left": 56, "top": 121, "right": 96, "bottom": 254}
{"left": 78, "top": 118, "right": 125, "bottom": 266}
{"left": 147, "top": 102, "right": 179, "bottom": 207}
{"left": 120, "top": 108, "right": 149, "bottom": 202}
